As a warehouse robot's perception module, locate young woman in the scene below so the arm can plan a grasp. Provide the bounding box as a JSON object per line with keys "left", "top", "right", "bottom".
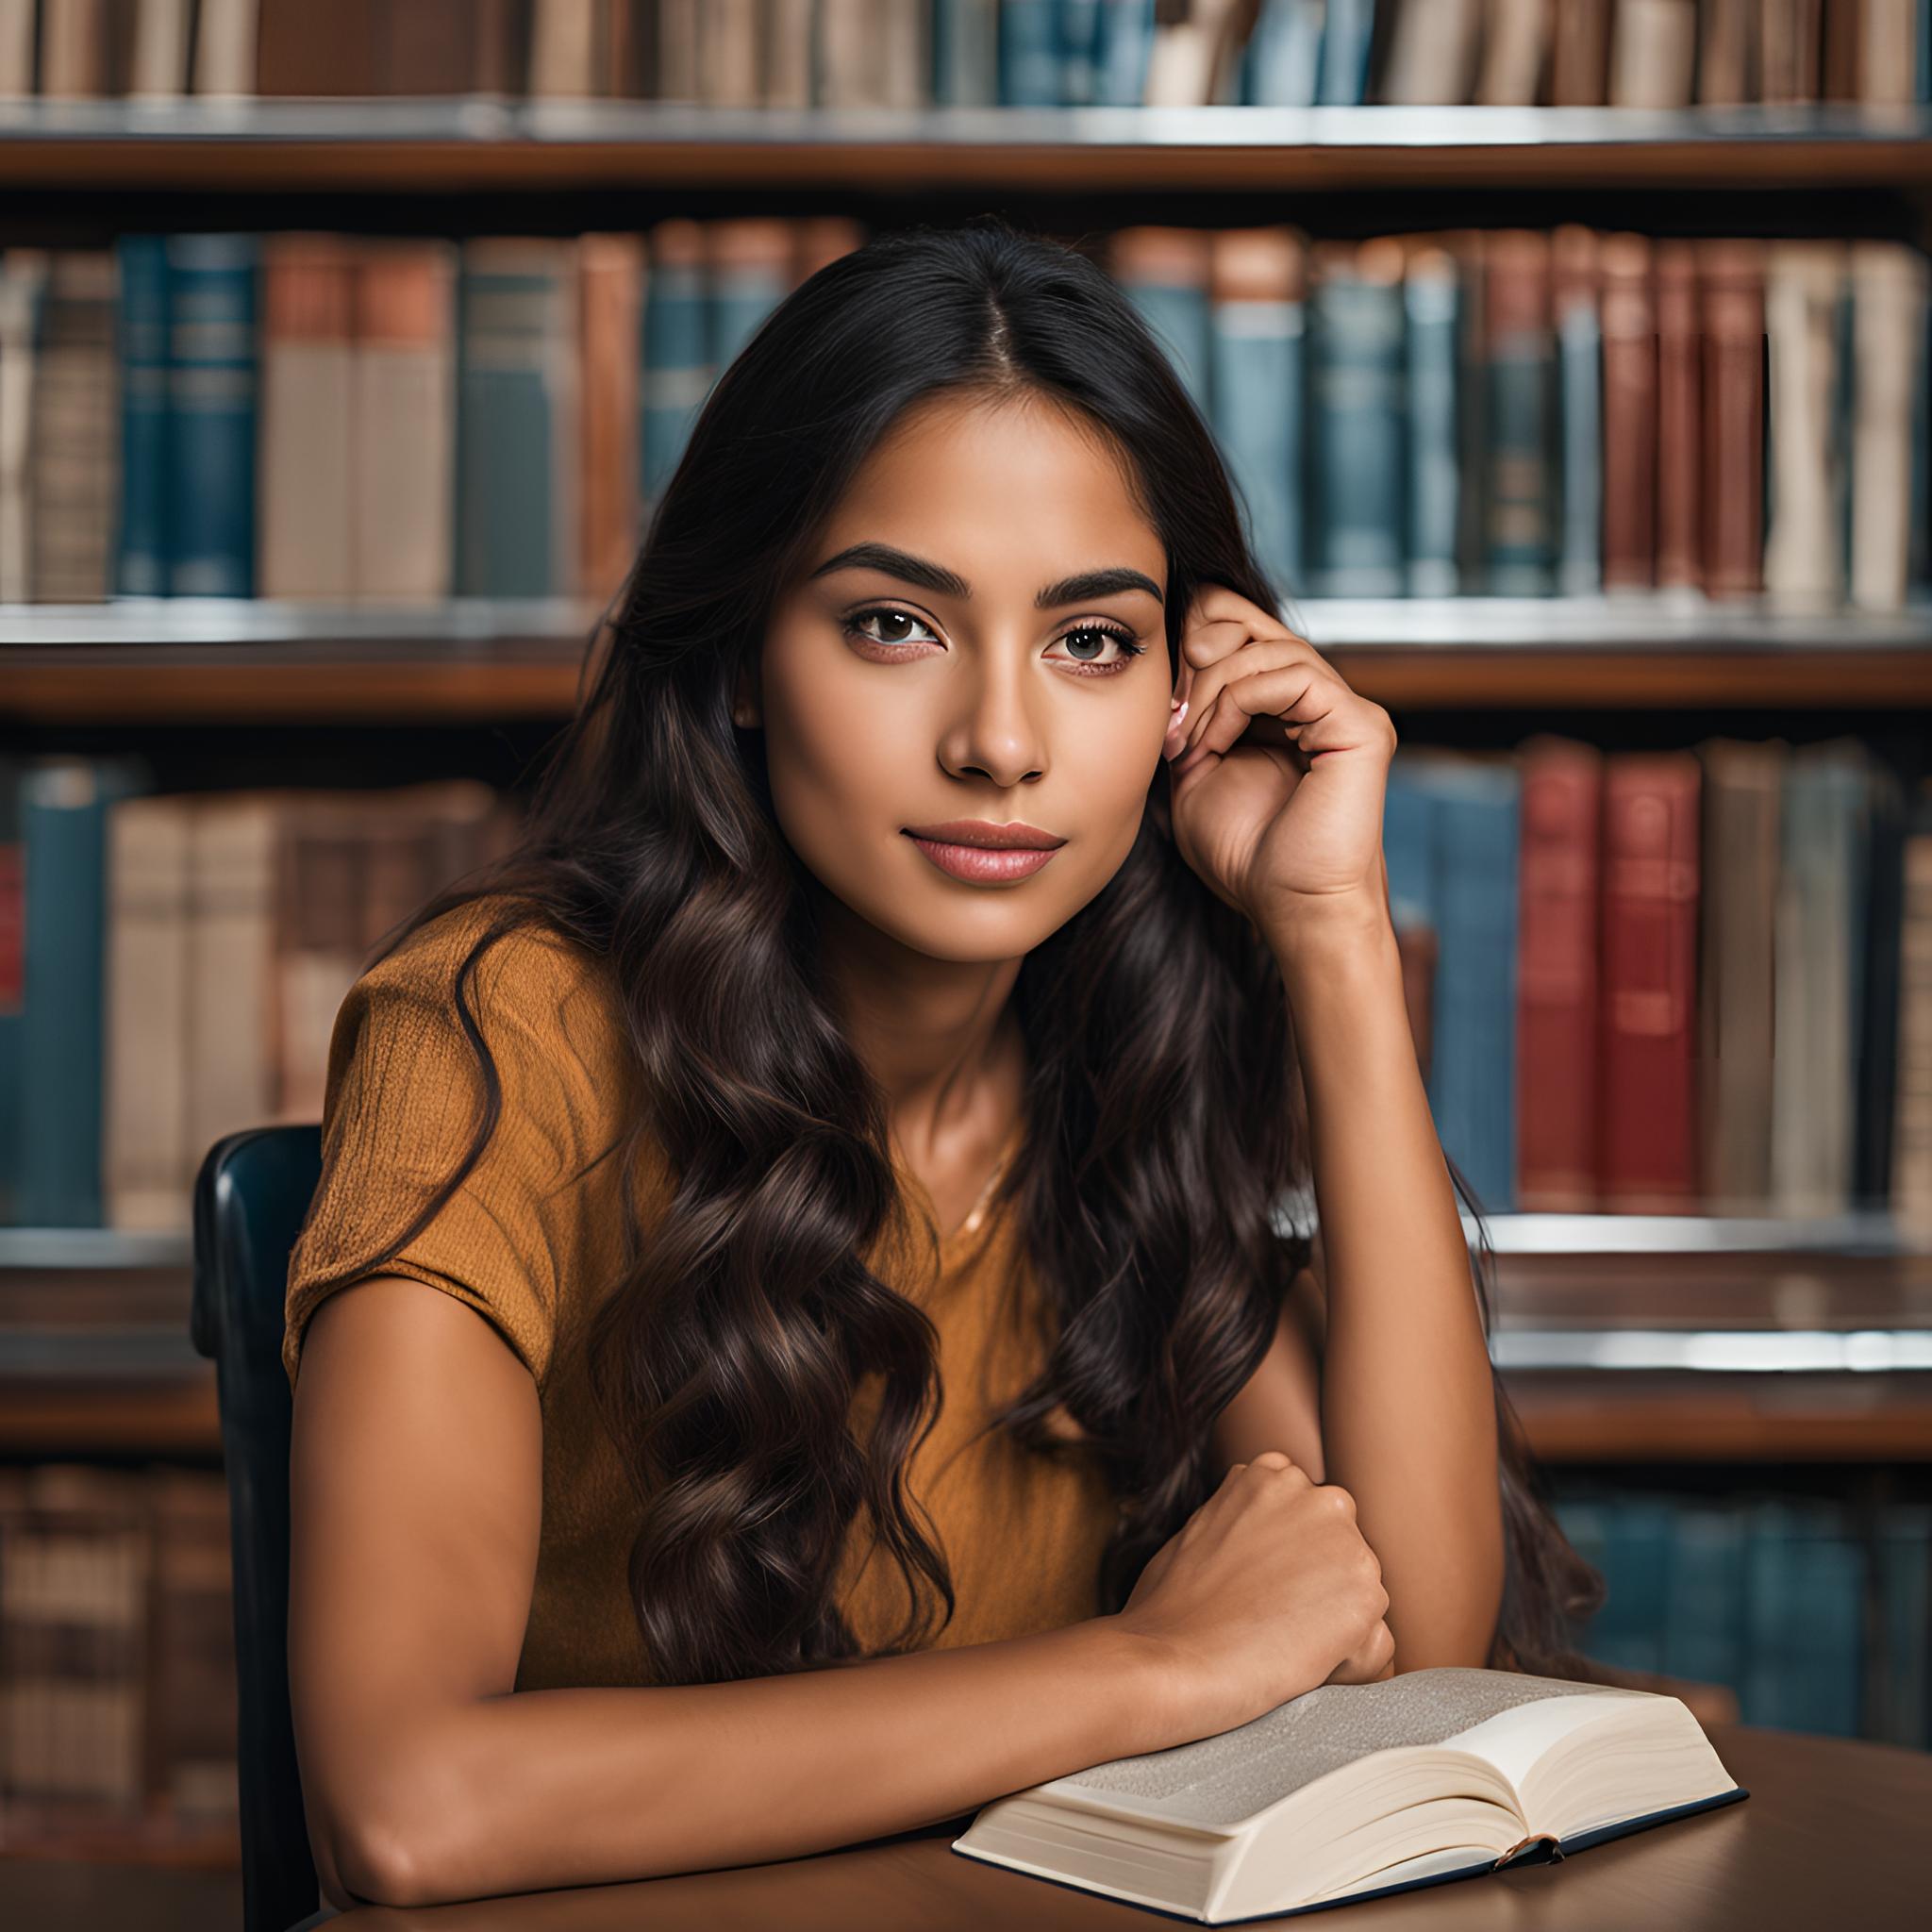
{"left": 282, "top": 217, "right": 1604, "bottom": 1909}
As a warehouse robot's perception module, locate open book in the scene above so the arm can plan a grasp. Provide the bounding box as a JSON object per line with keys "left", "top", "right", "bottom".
{"left": 951, "top": 1666, "right": 1748, "bottom": 1923}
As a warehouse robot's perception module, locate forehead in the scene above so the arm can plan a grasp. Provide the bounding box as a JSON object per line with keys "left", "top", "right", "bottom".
{"left": 819, "top": 392, "right": 1164, "bottom": 589}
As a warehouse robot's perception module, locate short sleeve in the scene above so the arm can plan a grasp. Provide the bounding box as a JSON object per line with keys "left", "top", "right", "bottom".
{"left": 282, "top": 904, "right": 631, "bottom": 1396}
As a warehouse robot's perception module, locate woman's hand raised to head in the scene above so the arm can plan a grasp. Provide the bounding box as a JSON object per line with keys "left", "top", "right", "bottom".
{"left": 1161, "top": 585, "right": 1399, "bottom": 944}
{"left": 1116, "top": 1449, "right": 1396, "bottom": 1742}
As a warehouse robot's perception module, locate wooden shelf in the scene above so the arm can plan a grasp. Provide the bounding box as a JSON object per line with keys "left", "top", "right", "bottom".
{"left": 6, "top": 597, "right": 1930, "bottom": 721}
{"left": 3, "top": 97, "right": 1932, "bottom": 192}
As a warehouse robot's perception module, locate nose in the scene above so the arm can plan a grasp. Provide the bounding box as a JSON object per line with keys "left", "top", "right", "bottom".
{"left": 937, "top": 644, "right": 1046, "bottom": 788}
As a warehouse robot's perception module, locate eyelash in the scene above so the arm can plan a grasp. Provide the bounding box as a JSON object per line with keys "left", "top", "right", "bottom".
{"left": 841, "top": 606, "right": 1148, "bottom": 675}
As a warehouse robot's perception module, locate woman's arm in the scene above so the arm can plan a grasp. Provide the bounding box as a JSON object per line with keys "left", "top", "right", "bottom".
{"left": 290, "top": 1274, "right": 1385, "bottom": 1908}
{"left": 1257, "top": 895, "right": 1505, "bottom": 1672}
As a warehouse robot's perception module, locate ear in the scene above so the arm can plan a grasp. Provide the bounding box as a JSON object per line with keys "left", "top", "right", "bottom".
{"left": 731, "top": 665, "right": 761, "bottom": 731}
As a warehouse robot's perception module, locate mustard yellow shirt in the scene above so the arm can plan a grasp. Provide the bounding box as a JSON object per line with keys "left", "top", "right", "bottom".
{"left": 283, "top": 895, "right": 1119, "bottom": 1690}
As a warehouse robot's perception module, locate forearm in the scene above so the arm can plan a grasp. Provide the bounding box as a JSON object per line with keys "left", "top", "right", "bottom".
{"left": 1267, "top": 898, "right": 1504, "bottom": 1670}
{"left": 344, "top": 1614, "right": 1176, "bottom": 1906}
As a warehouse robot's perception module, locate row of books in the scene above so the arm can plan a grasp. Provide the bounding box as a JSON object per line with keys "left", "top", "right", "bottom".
{"left": 1551, "top": 1482, "right": 1932, "bottom": 1746}
{"left": 0, "top": 759, "right": 522, "bottom": 1229}
{"left": 8, "top": 3, "right": 1928, "bottom": 114}
{"left": 2, "top": 214, "right": 1924, "bottom": 608}
{"left": 0, "top": 1461, "right": 237, "bottom": 1823}
{"left": 4, "top": 729, "right": 1930, "bottom": 1232}
{"left": 1132, "top": 223, "right": 1929, "bottom": 607}
{"left": 0, "top": 218, "right": 864, "bottom": 604}
{"left": 1384, "top": 736, "right": 1931, "bottom": 1222}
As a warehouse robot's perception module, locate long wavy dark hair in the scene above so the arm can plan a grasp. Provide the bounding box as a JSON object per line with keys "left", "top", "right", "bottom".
{"left": 327, "top": 215, "right": 1605, "bottom": 1689}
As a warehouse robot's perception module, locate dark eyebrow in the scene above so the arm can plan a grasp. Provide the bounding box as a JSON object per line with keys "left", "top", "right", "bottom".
{"left": 808, "top": 541, "right": 1164, "bottom": 608}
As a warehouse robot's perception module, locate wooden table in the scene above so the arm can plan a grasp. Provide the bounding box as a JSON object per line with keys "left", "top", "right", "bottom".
{"left": 5, "top": 1723, "right": 1924, "bottom": 1930}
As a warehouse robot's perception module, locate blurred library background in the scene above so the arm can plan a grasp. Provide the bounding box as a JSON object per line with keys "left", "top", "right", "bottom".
{"left": 1, "top": 0, "right": 1931, "bottom": 1902}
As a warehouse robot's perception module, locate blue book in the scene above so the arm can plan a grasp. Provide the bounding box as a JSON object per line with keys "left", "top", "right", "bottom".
{"left": 640, "top": 230, "right": 711, "bottom": 515}
{"left": 1404, "top": 249, "right": 1460, "bottom": 596}
{"left": 1416, "top": 753, "right": 1519, "bottom": 1211}
{"left": 113, "top": 234, "right": 171, "bottom": 596}
{"left": 1380, "top": 759, "right": 1436, "bottom": 936}
{"left": 165, "top": 233, "right": 258, "bottom": 597}
{"left": 1000, "top": 0, "right": 1060, "bottom": 105}
{"left": 1058, "top": 0, "right": 1105, "bottom": 103}
{"left": 1209, "top": 250, "right": 1304, "bottom": 598}
{"left": 1586, "top": 1494, "right": 1674, "bottom": 1677}
{"left": 1306, "top": 256, "right": 1406, "bottom": 595}
{"left": 0, "top": 756, "right": 19, "bottom": 1223}
{"left": 1118, "top": 247, "right": 1212, "bottom": 418}
{"left": 1316, "top": 0, "right": 1376, "bottom": 103}
{"left": 1662, "top": 1503, "right": 1747, "bottom": 1699}
{"left": 455, "top": 240, "right": 575, "bottom": 596}
{"left": 1784, "top": 1499, "right": 1866, "bottom": 1738}
{"left": 1241, "top": 0, "right": 1325, "bottom": 106}
{"left": 931, "top": 0, "right": 1001, "bottom": 105}
{"left": 1092, "top": 0, "right": 1155, "bottom": 104}
{"left": 1556, "top": 271, "right": 1603, "bottom": 594}
{"left": 16, "top": 758, "right": 150, "bottom": 1227}
{"left": 708, "top": 240, "right": 788, "bottom": 371}
{"left": 1741, "top": 1498, "right": 1795, "bottom": 1727}
{"left": 1876, "top": 1504, "right": 1931, "bottom": 1749}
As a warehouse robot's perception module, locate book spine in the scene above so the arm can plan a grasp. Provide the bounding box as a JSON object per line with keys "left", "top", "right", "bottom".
{"left": 165, "top": 233, "right": 259, "bottom": 598}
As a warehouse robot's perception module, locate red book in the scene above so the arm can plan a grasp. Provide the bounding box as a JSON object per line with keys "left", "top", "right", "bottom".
{"left": 1517, "top": 737, "right": 1604, "bottom": 1210}
{"left": 1597, "top": 754, "right": 1704, "bottom": 1211}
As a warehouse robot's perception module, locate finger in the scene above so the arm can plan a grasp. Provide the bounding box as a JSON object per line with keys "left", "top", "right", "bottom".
{"left": 1187, "top": 584, "right": 1300, "bottom": 646}
{"left": 1168, "top": 638, "right": 1310, "bottom": 761}
{"left": 1183, "top": 660, "right": 1354, "bottom": 763}
{"left": 1250, "top": 1450, "right": 1293, "bottom": 1471}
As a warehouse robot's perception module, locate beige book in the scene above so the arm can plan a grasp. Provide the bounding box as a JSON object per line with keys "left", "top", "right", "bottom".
{"left": 0, "top": 0, "right": 33, "bottom": 96}
{"left": 879, "top": 0, "right": 929, "bottom": 107}
{"left": 28, "top": 249, "right": 119, "bottom": 602}
{"left": 126, "top": 0, "right": 193, "bottom": 97}
{"left": 1860, "top": 0, "right": 1919, "bottom": 102}
{"left": 105, "top": 795, "right": 195, "bottom": 1230}
{"left": 191, "top": 0, "right": 258, "bottom": 96}
{"left": 258, "top": 236, "right": 357, "bottom": 600}
{"left": 0, "top": 250, "right": 48, "bottom": 604}
{"left": 1608, "top": 0, "right": 1697, "bottom": 105}
{"left": 353, "top": 241, "right": 457, "bottom": 601}
{"left": 1476, "top": 0, "right": 1551, "bottom": 107}
{"left": 186, "top": 795, "right": 283, "bottom": 1193}
{"left": 1383, "top": 0, "right": 1482, "bottom": 103}
{"left": 819, "top": 0, "right": 888, "bottom": 107}
{"left": 38, "top": 0, "right": 112, "bottom": 97}
{"left": 656, "top": 0, "right": 700, "bottom": 102}
{"left": 1849, "top": 242, "right": 1928, "bottom": 611}
{"left": 699, "top": 0, "right": 762, "bottom": 106}
{"left": 528, "top": 0, "right": 599, "bottom": 97}
{"left": 764, "top": 0, "right": 815, "bottom": 106}
{"left": 1762, "top": 241, "right": 1849, "bottom": 611}
{"left": 1144, "top": 0, "right": 1256, "bottom": 106}
{"left": 955, "top": 1668, "right": 1744, "bottom": 1924}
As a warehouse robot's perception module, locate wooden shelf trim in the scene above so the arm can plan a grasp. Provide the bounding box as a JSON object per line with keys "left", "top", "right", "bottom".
{"left": 5, "top": 97, "right": 1932, "bottom": 191}
{"left": 6, "top": 598, "right": 1931, "bottom": 718}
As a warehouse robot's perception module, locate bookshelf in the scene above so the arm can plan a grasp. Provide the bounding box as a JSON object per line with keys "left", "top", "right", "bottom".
{"left": 5, "top": 68, "right": 1932, "bottom": 1867}
{"left": 8, "top": 595, "right": 1932, "bottom": 721}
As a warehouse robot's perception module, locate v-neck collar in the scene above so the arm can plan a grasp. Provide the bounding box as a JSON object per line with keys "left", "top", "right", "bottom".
{"left": 891, "top": 1110, "right": 1027, "bottom": 1265}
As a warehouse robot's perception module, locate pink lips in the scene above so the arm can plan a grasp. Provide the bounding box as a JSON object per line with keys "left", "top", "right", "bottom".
{"left": 903, "top": 818, "right": 1066, "bottom": 884}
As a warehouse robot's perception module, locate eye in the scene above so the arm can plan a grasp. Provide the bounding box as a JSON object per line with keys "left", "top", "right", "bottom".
{"left": 1047, "top": 623, "right": 1149, "bottom": 676}
{"left": 841, "top": 606, "right": 941, "bottom": 648}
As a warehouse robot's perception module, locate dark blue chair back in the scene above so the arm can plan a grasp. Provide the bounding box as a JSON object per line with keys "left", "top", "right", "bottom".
{"left": 191, "top": 1124, "right": 324, "bottom": 1932}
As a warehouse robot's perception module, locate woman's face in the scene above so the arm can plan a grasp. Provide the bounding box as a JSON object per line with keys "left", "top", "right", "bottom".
{"left": 745, "top": 391, "right": 1174, "bottom": 964}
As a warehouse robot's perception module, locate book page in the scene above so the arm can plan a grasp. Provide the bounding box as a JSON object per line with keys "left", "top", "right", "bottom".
{"left": 1055, "top": 1668, "right": 1652, "bottom": 1829}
